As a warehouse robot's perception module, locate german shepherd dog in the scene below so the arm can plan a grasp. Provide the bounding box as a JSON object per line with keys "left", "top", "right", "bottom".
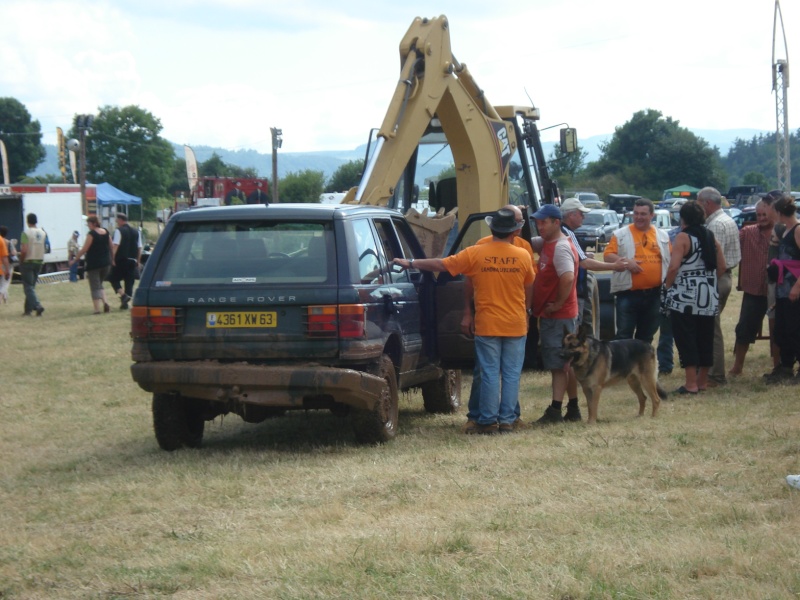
{"left": 560, "top": 327, "right": 667, "bottom": 424}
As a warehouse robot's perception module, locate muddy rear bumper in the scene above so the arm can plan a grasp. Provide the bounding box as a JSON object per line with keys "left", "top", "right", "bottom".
{"left": 130, "top": 361, "right": 385, "bottom": 410}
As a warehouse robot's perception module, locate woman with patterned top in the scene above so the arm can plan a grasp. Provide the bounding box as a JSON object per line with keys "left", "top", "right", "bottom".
{"left": 663, "top": 201, "right": 726, "bottom": 394}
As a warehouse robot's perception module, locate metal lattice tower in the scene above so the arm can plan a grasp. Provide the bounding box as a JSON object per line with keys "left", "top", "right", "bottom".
{"left": 772, "top": 1, "right": 790, "bottom": 191}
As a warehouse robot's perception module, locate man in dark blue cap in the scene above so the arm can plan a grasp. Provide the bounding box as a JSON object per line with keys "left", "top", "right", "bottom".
{"left": 528, "top": 204, "right": 580, "bottom": 424}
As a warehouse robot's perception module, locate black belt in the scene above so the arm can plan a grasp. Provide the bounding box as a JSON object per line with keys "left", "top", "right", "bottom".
{"left": 616, "top": 287, "right": 660, "bottom": 296}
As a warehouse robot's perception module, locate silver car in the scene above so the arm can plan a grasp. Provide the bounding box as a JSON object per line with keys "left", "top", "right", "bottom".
{"left": 574, "top": 209, "right": 620, "bottom": 250}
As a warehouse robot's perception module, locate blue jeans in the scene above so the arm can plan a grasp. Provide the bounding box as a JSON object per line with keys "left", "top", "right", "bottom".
{"left": 20, "top": 262, "right": 43, "bottom": 313}
{"left": 69, "top": 260, "right": 79, "bottom": 282}
{"left": 467, "top": 363, "right": 521, "bottom": 422}
{"left": 474, "top": 335, "right": 526, "bottom": 426}
{"left": 614, "top": 289, "right": 661, "bottom": 343}
{"left": 657, "top": 312, "right": 674, "bottom": 372}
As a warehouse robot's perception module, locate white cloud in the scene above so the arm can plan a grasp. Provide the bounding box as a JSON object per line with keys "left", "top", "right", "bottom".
{"left": 1, "top": 0, "right": 796, "bottom": 154}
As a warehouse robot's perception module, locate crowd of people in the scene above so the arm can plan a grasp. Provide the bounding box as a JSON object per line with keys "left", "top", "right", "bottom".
{"left": 394, "top": 188, "right": 799, "bottom": 435}
{"left": 4, "top": 193, "right": 798, "bottom": 434}
{"left": 0, "top": 212, "right": 142, "bottom": 316}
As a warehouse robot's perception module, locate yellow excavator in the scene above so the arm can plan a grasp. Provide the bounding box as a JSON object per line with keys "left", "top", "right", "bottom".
{"left": 343, "top": 15, "right": 614, "bottom": 346}
{"left": 344, "top": 16, "right": 577, "bottom": 215}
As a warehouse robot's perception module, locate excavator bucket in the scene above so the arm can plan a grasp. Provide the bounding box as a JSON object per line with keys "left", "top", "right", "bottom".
{"left": 404, "top": 206, "right": 457, "bottom": 258}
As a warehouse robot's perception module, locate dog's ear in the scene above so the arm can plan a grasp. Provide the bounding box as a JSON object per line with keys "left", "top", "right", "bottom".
{"left": 576, "top": 326, "right": 587, "bottom": 343}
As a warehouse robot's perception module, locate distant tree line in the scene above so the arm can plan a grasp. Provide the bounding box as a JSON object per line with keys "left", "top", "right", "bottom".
{"left": 549, "top": 108, "right": 799, "bottom": 200}
{"left": 2, "top": 98, "right": 798, "bottom": 213}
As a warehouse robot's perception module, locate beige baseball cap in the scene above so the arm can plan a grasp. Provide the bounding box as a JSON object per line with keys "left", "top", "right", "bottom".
{"left": 560, "top": 198, "right": 591, "bottom": 213}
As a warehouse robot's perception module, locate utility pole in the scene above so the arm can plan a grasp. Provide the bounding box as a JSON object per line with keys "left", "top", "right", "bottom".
{"left": 270, "top": 127, "right": 282, "bottom": 203}
{"left": 75, "top": 114, "right": 94, "bottom": 215}
{"left": 772, "top": 0, "right": 790, "bottom": 191}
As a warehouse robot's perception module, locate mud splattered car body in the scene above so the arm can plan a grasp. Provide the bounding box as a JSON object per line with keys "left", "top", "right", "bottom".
{"left": 130, "top": 204, "right": 461, "bottom": 449}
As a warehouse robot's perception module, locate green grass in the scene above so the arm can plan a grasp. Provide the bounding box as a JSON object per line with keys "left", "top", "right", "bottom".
{"left": 1, "top": 279, "right": 799, "bottom": 599}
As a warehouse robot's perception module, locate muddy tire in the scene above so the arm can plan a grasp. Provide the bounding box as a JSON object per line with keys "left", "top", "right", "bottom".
{"left": 421, "top": 369, "right": 461, "bottom": 413}
{"left": 599, "top": 299, "right": 616, "bottom": 341}
{"left": 352, "top": 355, "right": 399, "bottom": 444}
{"left": 594, "top": 273, "right": 616, "bottom": 340}
{"left": 152, "top": 393, "right": 204, "bottom": 451}
{"left": 581, "top": 274, "right": 601, "bottom": 338}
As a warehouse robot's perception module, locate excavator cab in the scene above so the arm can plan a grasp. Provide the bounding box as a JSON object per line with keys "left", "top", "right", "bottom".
{"left": 358, "top": 107, "right": 568, "bottom": 257}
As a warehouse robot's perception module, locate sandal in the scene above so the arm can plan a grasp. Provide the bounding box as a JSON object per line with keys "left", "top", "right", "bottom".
{"left": 674, "top": 386, "right": 698, "bottom": 395}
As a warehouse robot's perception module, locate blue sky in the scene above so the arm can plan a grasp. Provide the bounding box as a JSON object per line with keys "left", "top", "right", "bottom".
{"left": 1, "top": 0, "right": 795, "bottom": 154}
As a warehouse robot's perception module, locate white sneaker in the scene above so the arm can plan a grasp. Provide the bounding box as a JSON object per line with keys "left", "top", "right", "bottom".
{"left": 787, "top": 475, "right": 800, "bottom": 490}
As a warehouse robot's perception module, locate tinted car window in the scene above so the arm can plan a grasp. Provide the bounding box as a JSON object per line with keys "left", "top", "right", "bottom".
{"left": 374, "top": 219, "right": 412, "bottom": 284}
{"left": 156, "top": 221, "right": 332, "bottom": 285}
{"left": 352, "top": 219, "right": 382, "bottom": 284}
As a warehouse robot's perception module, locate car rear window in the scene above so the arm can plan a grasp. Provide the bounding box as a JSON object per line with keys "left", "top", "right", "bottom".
{"left": 155, "top": 221, "right": 333, "bottom": 285}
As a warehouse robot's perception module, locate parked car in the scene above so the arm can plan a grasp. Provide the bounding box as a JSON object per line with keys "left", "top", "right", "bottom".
{"left": 130, "top": 203, "right": 462, "bottom": 450}
{"left": 574, "top": 209, "right": 620, "bottom": 250}
{"left": 607, "top": 194, "right": 642, "bottom": 215}
{"left": 725, "top": 185, "right": 765, "bottom": 207}
{"left": 619, "top": 209, "right": 673, "bottom": 230}
{"left": 652, "top": 209, "right": 673, "bottom": 229}
{"left": 565, "top": 191, "right": 603, "bottom": 208}
{"left": 572, "top": 191, "right": 604, "bottom": 209}
{"left": 723, "top": 207, "right": 742, "bottom": 221}
{"left": 656, "top": 198, "right": 687, "bottom": 211}
{"left": 733, "top": 205, "right": 757, "bottom": 229}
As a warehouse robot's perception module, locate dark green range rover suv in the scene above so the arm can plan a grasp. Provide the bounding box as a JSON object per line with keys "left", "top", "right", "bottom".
{"left": 130, "top": 204, "right": 461, "bottom": 450}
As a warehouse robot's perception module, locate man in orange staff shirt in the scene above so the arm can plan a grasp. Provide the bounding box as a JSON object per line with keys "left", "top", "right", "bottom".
{"left": 604, "top": 198, "right": 671, "bottom": 343}
{"left": 393, "top": 208, "right": 534, "bottom": 435}
{"left": 461, "top": 204, "right": 536, "bottom": 432}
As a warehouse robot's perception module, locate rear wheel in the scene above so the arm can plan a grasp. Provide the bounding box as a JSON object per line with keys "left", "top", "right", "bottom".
{"left": 152, "top": 393, "right": 205, "bottom": 451}
{"left": 352, "top": 355, "right": 399, "bottom": 444}
{"left": 600, "top": 298, "right": 616, "bottom": 340}
{"left": 595, "top": 273, "right": 616, "bottom": 340}
{"left": 581, "top": 274, "right": 601, "bottom": 338}
{"left": 421, "top": 369, "right": 462, "bottom": 413}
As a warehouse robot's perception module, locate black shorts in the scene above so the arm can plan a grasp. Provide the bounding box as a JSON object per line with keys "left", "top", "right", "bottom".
{"left": 734, "top": 293, "right": 768, "bottom": 345}
{"left": 671, "top": 311, "right": 715, "bottom": 368}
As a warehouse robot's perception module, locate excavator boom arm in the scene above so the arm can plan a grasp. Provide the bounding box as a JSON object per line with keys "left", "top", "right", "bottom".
{"left": 351, "top": 15, "right": 516, "bottom": 219}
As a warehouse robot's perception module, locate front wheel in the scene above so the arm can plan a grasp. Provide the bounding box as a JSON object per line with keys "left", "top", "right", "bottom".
{"left": 421, "top": 369, "right": 462, "bottom": 413}
{"left": 352, "top": 355, "right": 399, "bottom": 444}
{"left": 152, "top": 393, "right": 205, "bottom": 451}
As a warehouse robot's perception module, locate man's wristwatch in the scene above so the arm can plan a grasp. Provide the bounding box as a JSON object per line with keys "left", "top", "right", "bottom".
{"left": 409, "top": 258, "right": 414, "bottom": 268}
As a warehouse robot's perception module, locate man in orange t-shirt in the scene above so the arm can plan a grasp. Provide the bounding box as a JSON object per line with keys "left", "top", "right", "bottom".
{"left": 461, "top": 205, "right": 536, "bottom": 432}
{"left": 393, "top": 208, "right": 534, "bottom": 434}
{"left": 604, "top": 198, "right": 671, "bottom": 342}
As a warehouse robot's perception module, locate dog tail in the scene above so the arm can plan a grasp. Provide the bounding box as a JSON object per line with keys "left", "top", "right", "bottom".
{"left": 657, "top": 383, "right": 668, "bottom": 400}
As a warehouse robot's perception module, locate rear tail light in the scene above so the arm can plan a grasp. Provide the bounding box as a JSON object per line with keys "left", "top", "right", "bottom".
{"left": 131, "top": 307, "right": 180, "bottom": 339}
{"left": 338, "top": 304, "right": 367, "bottom": 338}
{"left": 307, "top": 306, "right": 337, "bottom": 336}
{"left": 306, "top": 304, "right": 366, "bottom": 339}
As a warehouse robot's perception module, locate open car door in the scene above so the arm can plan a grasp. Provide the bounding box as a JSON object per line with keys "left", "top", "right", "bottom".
{"left": 434, "top": 209, "right": 537, "bottom": 369}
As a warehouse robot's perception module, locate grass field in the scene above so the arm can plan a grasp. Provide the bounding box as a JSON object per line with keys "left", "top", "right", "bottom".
{"left": 1, "top": 278, "right": 799, "bottom": 599}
